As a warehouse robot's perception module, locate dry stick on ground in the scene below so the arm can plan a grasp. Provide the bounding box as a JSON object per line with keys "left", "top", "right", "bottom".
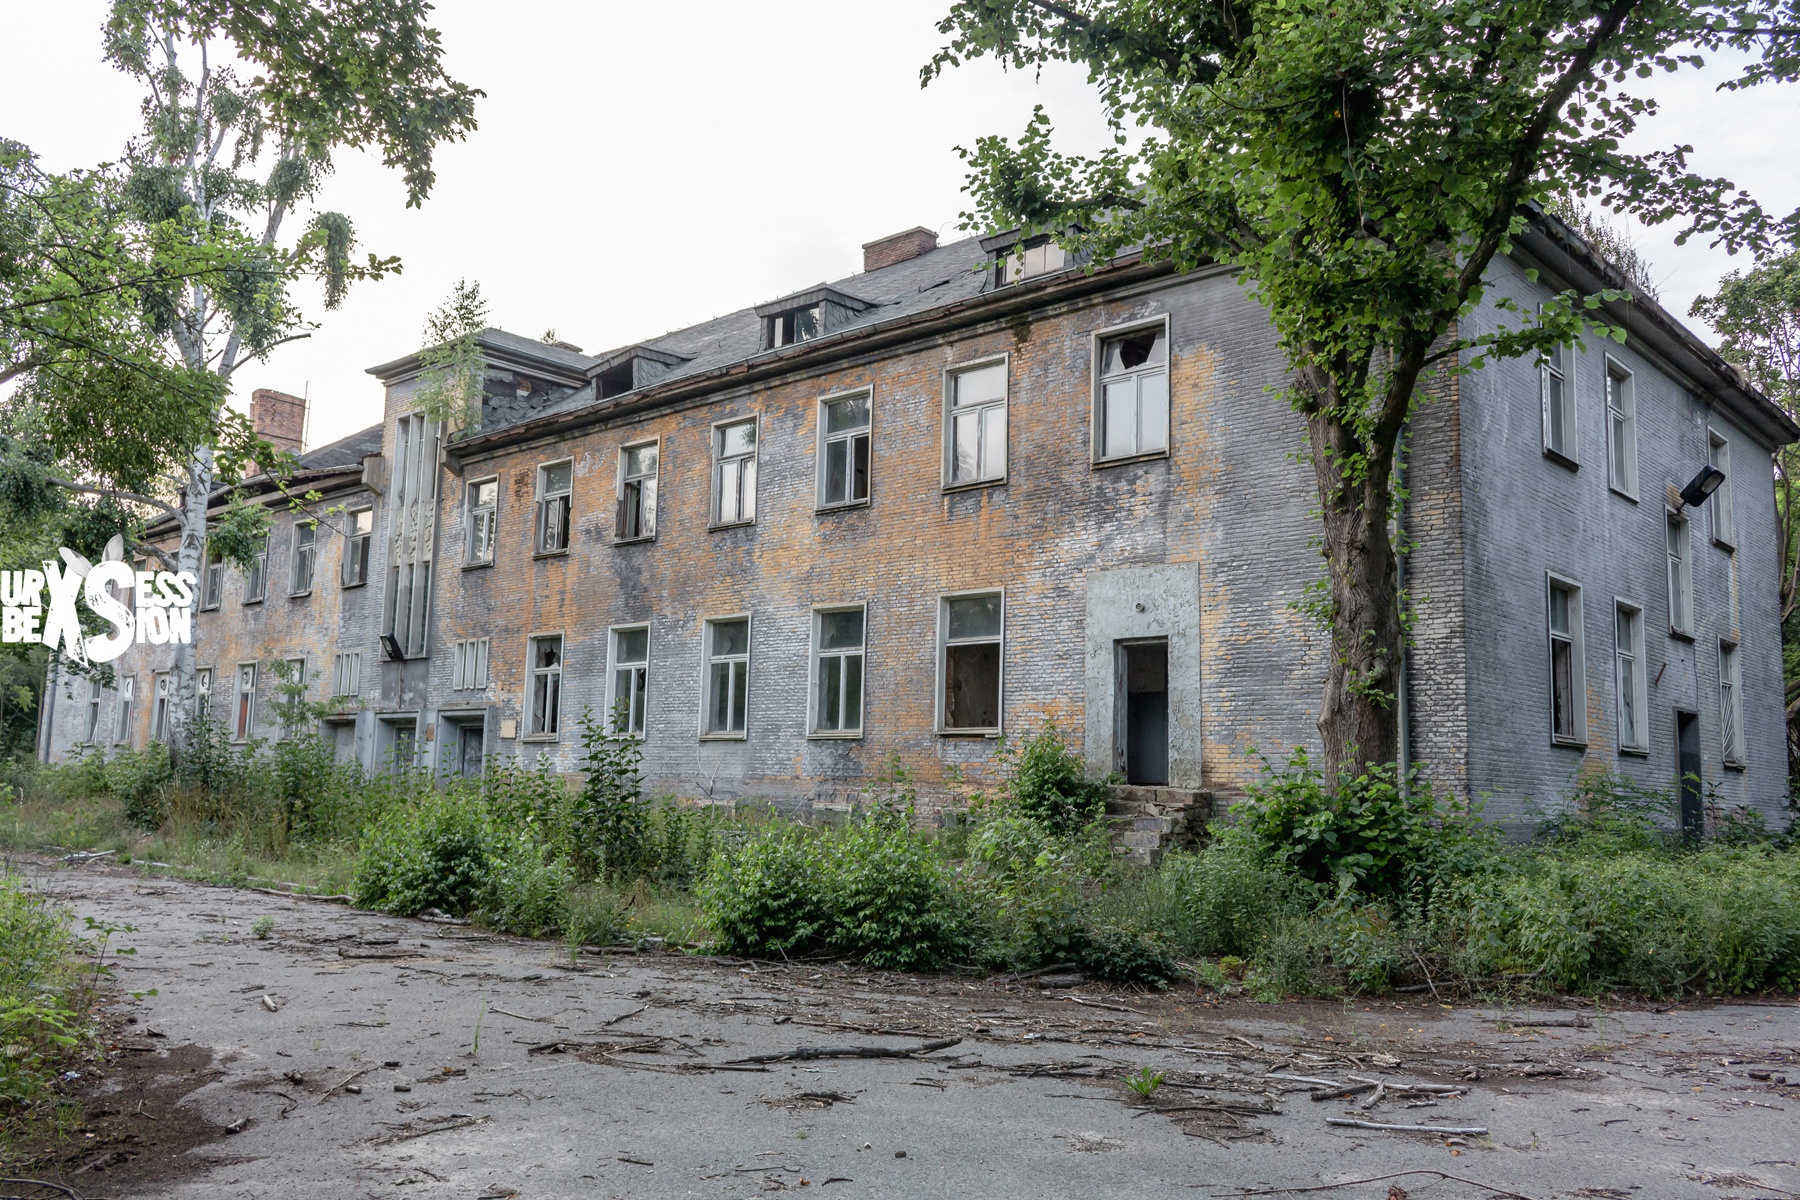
{"left": 0, "top": 1180, "right": 89, "bottom": 1200}
{"left": 1325, "top": 1118, "right": 1489, "bottom": 1135}
{"left": 1310, "top": 1082, "right": 1376, "bottom": 1102}
{"left": 1211, "top": 1170, "right": 1537, "bottom": 1200}
{"left": 1063, "top": 995, "right": 1146, "bottom": 1015}
{"left": 489, "top": 1007, "right": 553, "bottom": 1023}
{"left": 380, "top": 1116, "right": 491, "bottom": 1144}
{"left": 601, "top": 1006, "right": 647, "bottom": 1026}
{"left": 724, "top": 1037, "right": 962, "bottom": 1065}
{"left": 315, "top": 1065, "right": 379, "bottom": 1104}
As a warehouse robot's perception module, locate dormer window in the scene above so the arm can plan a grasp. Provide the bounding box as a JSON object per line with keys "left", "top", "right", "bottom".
{"left": 589, "top": 344, "right": 691, "bottom": 400}
{"left": 765, "top": 304, "right": 822, "bottom": 349}
{"left": 982, "top": 228, "right": 1080, "bottom": 287}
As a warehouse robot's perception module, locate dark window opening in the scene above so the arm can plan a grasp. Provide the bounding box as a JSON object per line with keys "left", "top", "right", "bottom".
{"left": 944, "top": 643, "right": 1000, "bottom": 730}
{"left": 1117, "top": 640, "right": 1169, "bottom": 786}
{"left": 1676, "top": 710, "right": 1702, "bottom": 839}
{"left": 597, "top": 361, "right": 634, "bottom": 399}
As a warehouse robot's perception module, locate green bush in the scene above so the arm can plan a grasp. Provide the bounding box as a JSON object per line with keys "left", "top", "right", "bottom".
{"left": 700, "top": 825, "right": 829, "bottom": 958}
{"left": 0, "top": 874, "right": 92, "bottom": 1112}
{"left": 352, "top": 794, "right": 499, "bottom": 917}
{"left": 1002, "top": 724, "right": 1108, "bottom": 834}
{"left": 1078, "top": 919, "right": 1179, "bottom": 985}
{"left": 572, "top": 709, "right": 652, "bottom": 881}
{"left": 825, "top": 819, "right": 968, "bottom": 970}
{"left": 486, "top": 835, "right": 573, "bottom": 937}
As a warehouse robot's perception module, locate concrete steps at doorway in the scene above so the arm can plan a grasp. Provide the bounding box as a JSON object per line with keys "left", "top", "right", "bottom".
{"left": 1106, "top": 785, "right": 1213, "bottom": 867}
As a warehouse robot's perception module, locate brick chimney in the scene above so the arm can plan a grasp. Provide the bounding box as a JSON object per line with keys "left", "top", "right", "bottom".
{"left": 862, "top": 227, "right": 938, "bottom": 273}
{"left": 250, "top": 388, "right": 307, "bottom": 455}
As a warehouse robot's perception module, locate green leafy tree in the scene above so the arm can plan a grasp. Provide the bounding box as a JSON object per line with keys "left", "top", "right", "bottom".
{"left": 1691, "top": 251, "right": 1800, "bottom": 776}
{"left": 927, "top": 0, "right": 1799, "bottom": 775}
{"left": 3, "top": 0, "right": 480, "bottom": 764}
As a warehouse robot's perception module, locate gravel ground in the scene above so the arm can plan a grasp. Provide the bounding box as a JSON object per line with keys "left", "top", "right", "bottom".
{"left": 10, "top": 856, "right": 1800, "bottom": 1200}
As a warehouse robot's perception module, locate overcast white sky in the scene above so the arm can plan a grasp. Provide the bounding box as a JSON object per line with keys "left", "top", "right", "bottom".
{"left": 2, "top": 2, "right": 1796, "bottom": 450}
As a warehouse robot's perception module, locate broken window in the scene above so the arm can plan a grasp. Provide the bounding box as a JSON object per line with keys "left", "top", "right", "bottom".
{"left": 1719, "top": 640, "right": 1744, "bottom": 766}
{"left": 1547, "top": 578, "right": 1584, "bottom": 745}
{"left": 608, "top": 625, "right": 649, "bottom": 736}
{"left": 1541, "top": 333, "right": 1574, "bottom": 462}
{"left": 1708, "top": 430, "right": 1734, "bottom": 547}
{"left": 1605, "top": 361, "right": 1636, "bottom": 496}
{"left": 151, "top": 672, "right": 171, "bottom": 742}
{"left": 703, "top": 617, "right": 750, "bottom": 736}
{"left": 536, "top": 459, "right": 573, "bottom": 554}
{"left": 947, "top": 361, "right": 1007, "bottom": 486}
{"left": 765, "top": 304, "right": 822, "bottom": 349}
{"left": 195, "top": 668, "right": 213, "bottom": 726}
{"left": 940, "top": 592, "right": 1002, "bottom": 732}
{"left": 1667, "top": 512, "right": 1693, "bottom": 637}
{"left": 1097, "top": 324, "right": 1169, "bottom": 460}
{"left": 290, "top": 521, "right": 316, "bottom": 595}
{"left": 993, "top": 237, "right": 1069, "bottom": 286}
{"left": 819, "top": 393, "right": 871, "bottom": 508}
{"left": 1614, "top": 603, "right": 1646, "bottom": 752}
{"left": 84, "top": 677, "right": 102, "bottom": 743}
{"left": 343, "top": 508, "right": 374, "bottom": 587}
{"left": 452, "top": 637, "right": 490, "bottom": 690}
{"left": 812, "top": 606, "right": 865, "bottom": 736}
{"left": 466, "top": 477, "right": 497, "bottom": 566}
{"left": 713, "top": 419, "right": 757, "bottom": 526}
{"left": 113, "top": 676, "right": 134, "bottom": 745}
{"left": 331, "top": 651, "right": 361, "bottom": 699}
{"left": 383, "top": 414, "right": 440, "bottom": 657}
{"left": 233, "top": 661, "right": 257, "bottom": 742}
{"left": 200, "top": 547, "right": 224, "bottom": 609}
{"left": 528, "top": 635, "right": 563, "bottom": 737}
{"left": 618, "top": 442, "right": 659, "bottom": 540}
{"left": 242, "top": 536, "right": 268, "bottom": 604}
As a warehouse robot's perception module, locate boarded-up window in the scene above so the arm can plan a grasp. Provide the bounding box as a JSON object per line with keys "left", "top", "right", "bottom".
{"left": 383, "top": 414, "right": 440, "bottom": 656}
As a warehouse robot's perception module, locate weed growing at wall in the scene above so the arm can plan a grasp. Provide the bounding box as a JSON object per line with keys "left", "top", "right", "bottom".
{"left": 0, "top": 874, "right": 96, "bottom": 1140}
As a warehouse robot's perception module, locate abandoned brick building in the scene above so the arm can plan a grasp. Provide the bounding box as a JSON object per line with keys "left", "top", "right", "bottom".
{"left": 38, "top": 217, "right": 1800, "bottom": 828}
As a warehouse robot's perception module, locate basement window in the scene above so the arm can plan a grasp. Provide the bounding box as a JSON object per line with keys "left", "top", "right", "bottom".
{"left": 939, "top": 592, "right": 1002, "bottom": 733}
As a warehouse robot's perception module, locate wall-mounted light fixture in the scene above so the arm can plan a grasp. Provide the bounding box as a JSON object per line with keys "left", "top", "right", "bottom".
{"left": 1675, "top": 464, "right": 1726, "bottom": 511}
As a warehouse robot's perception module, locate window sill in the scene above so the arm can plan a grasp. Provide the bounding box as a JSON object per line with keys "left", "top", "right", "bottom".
{"left": 1712, "top": 536, "right": 1736, "bottom": 553}
{"left": 1550, "top": 736, "right": 1588, "bottom": 751}
{"left": 1608, "top": 483, "right": 1639, "bottom": 504}
{"left": 1670, "top": 627, "right": 1695, "bottom": 642}
{"left": 288, "top": 590, "right": 312, "bottom": 599}
{"left": 242, "top": 598, "right": 264, "bottom": 606}
{"left": 699, "top": 732, "right": 749, "bottom": 742}
{"left": 533, "top": 549, "right": 570, "bottom": 560}
{"left": 815, "top": 498, "right": 870, "bottom": 514}
{"left": 1543, "top": 447, "right": 1578, "bottom": 471}
{"left": 808, "top": 730, "right": 864, "bottom": 740}
{"left": 942, "top": 477, "right": 1005, "bottom": 495}
{"left": 200, "top": 604, "right": 221, "bottom": 612}
{"left": 1093, "top": 450, "right": 1170, "bottom": 469}
{"left": 708, "top": 520, "right": 756, "bottom": 533}
{"left": 341, "top": 581, "right": 367, "bottom": 590}
{"left": 939, "top": 728, "right": 1002, "bottom": 739}
{"left": 614, "top": 534, "right": 656, "bottom": 546}
{"left": 463, "top": 560, "right": 494, "bottom": 571}
{"left": 1724, "top": 757, "right": 1747, "bottom": 772}
{"left": 1619, "top": 745, "right": 1650, "bottom": 758}
{"left": 521, "top": 733, "right": 560, "bottom": 743}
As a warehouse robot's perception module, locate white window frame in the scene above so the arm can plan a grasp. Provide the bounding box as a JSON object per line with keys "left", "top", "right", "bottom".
{"left": 465, "top": 476, "right": 498, "bottom": 567}
{"left": 151, "top": 671, "right": 171, "bottom": 742}
{"left": 289, "top": 520, "right": 317, "bottom": 596}
{"left": 84, "top": 677, "right": 103, "bottom": 743}
{"left": 278, "top": 656, "right": 307, "bottom": 734}
{"left": 526, "top": 633, "right": 564, "bottom": 739}
{"left": 331, "top": 651, "right": 362, "bottom": 699}
{"left": 195, "top": 667, "right": 213, "bottom": 726}
{"left": 605, "top": 623, "right": 651, "bottom": 737}
{"left": 993, "top": 236, "right": 1070, "bottom": 286}
{"left": 1666, "top": 509, "right": 1694, "bottom": 639}
{"left": 1613, "top": 600, "right": 1648, "bottom": 754}
{"left": 943, "top": 355, "right": 1009, "bottom": 489}
{"left": 1540, "top": 324, "right": 1575, "bottom": 464}
{"left": 232, "top": 661, "right": 258, "bottom": 743}
{"left": 342, "top": 507, "right": 373, "bottom": 587}
{"left": 535, "top": 458, "right": 574, "bottom": 556}
{"left": 113, "top": 675, "right": 134, "bottom": 745}
{"left": 1719, "top": 639, "right": 1745, "bottom": 768}
{"left": 700, "top": 614, "right": 752, "bottom": 739}
{"left": 616, "top": 438, "right": 660, "bottom": 542}
{"left": 816, "top": 390, "right": 873, "bottom": 510}
{"left": 200, "top": 547, "right": 224, "bottom": 609}
{"left": 1707, "top": 427, "right": 1735, "bottom": 549}
{"left": 383, "top": 413, "right": 440, "bottom": 657}
{"left": 711, "top": 417, "right": 759, "bottom": 528}
{"left": 937, "top": 589, "right": 1005, "bottom": 735}
{"left": 1604, "top": 356, "right": 1637, "bottom": 499}
{"left": 765, "top": 303, "right": 822, "bottom": 349}
{"left": 809, "top": 603, "right": 867, "bottom": 738}
{"left": 1092, "top": 315, "right": 1172, "bottom": 464}
{"left": 1546, "top": 574, "right": 1587, "bottom": 747}
{"left": 452, "top": 637, "right": 491, "bottom": 691}
{"left": 242, "top": 536, "right": 268, "bottom": 604}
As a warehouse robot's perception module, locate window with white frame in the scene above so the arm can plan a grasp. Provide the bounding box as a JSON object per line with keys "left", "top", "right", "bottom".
{"left": 1719, "top": 640, "right": 1744, "bottom": 766}
{"left": 1708, "top": 429, "right": 1734, "bottom": 547}
{"left": 818, "top": 393, "right": 871, "bottom": 507}
{"left": 1605, "top": 361, "right": 1636, "bottom": 496}
{"left": 195, "top": 667, "right": 213, "bottom": 726}
{"left": 290, "top": 521, "right": 316, "bottom": 595}
{"left": 1547, "top": 577, "right": 1586, "bottom": 745}
{"left": 535, "top": 460, "right": 573, "bottom": 554}
{"left": 1097, "top": 324, "right": 1170, "bottom": 460}
{"left": 331, "top": 651, "right": 361, "bottom": 699}
{"left": 113, "top": 676, "right": 134, "bottom": 744}
{"left": 1666, "top": 511, "right": 1693, "bottom": 637}
{"left": 278, "top": 657, "right": 307, "bottom": 733}
{"left": 1541, "top": 338, "right": 1574, "bottom": 461}
{"left": 233, "top": 662, "right": 257, "bottom": 741}
{"left": 947, "top": 361, "right": 1007, "bottom": 486}
{"left": 617, "top": 442, "right": 658, "bottom": 540}
{"left": 383, "top": 413, "right": 440, "bottom": 657}
{"left": 452, "top": 637, "right": 490, "bottom": 690}
{"left": 993, "top": 237, "right": 1069, "bottom": 286}
{"left": 84, "top": 677, "right": 102, "bottom": 742}
{"left": 764, "top": 303, "right": 822, "bottom": 349}
{"left": 702, "top": 617, "right": 750, "bottom": 736}
{"left": 713, "top": 420, "right": 758, "bottom": 526}
{"left": 940, "top": 592, "right": 1003, "bottom": 732}
{"left": 243, "top": 536, "right": 268, "bottom": 604}
{"left": 342, "top": 508, "right": 373, "bottom": 587}
{"left": 1614, "top": 602, "right": 1647, "bottom": 753}
{"left": 607, "top": 626, "right": 649, "bottom": 736}
{"left": 811, "top": 606, "right": 865, "bottom": 736}
{"left": 527, "top": 635, "right": 563, "bottom": 737}
{"left": 201, "top": 547, "right": 224, "bottom": 609}
{"left": 151, "top": 672, "right": 171, "bottom": 742}
{"left": 466, "top": 478, "right": 497, "bottom": 566}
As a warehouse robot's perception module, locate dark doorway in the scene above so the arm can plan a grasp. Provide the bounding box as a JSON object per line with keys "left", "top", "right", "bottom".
{"left": 1675, "top": 710, "right": 1702, "bottom": 839}
{"left": 455, "top": 722, "right": 484, "bottom": 778}
{"left": 1116, "top": 640, "right": 1169, "bottom": 786}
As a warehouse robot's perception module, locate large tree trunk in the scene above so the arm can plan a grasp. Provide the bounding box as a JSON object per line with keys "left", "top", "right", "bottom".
{"left": 1305, "top": 402, "right": 1404, "bottom": 777}
{"left": 163, "top": 441, "right": 214, "bottom": 770}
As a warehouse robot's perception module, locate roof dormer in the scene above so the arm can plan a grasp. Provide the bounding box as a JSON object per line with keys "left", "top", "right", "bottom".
{"left": 754, "top": 285, "right": 875, "bottom": 350}
{"left": 587, "top": 344, "right": 692, "bottom": 400}
{"left": 980, "top": 228, "right": 1084, "bottom": 287}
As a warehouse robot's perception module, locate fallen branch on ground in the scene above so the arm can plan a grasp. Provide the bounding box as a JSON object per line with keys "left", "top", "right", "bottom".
{"left": 316, "top": 1065, "right": 378, "bottom": 1104}
{"left": 1210, "top": 1169, "right": 1536, "bottom": 1200}
{"left": 723, "top": 1037, "right": 961, "bottom": 1065}
{"left": 1324, "top": 1118, "right": 1488, "bottom": 1135}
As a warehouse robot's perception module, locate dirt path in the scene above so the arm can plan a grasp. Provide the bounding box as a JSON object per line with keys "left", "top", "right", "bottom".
{"left": 11, "top": 856, "right": 1800, "bottom": 1199}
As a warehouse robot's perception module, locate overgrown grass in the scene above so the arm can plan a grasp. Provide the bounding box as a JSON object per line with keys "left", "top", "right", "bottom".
{"left": 0, "top": 872, "right": 97, "bottom": 1151}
